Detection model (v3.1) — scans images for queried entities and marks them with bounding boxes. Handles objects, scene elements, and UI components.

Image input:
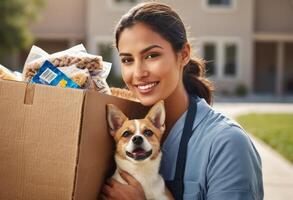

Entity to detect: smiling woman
[102,2,264,200]
[118,22,187,106]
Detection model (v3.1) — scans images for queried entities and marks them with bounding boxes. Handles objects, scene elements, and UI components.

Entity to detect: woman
[102,2,263,200]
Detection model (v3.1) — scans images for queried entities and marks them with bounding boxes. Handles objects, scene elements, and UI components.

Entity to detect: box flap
[73,90,149,200]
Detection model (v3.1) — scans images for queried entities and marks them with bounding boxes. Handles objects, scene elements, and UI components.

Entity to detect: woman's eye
[145,53,160,59]
[143,129,153,137]
[122,131,132,138]
[121,57,133,64]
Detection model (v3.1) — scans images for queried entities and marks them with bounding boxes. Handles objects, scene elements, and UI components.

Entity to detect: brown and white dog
[106,101,168,200]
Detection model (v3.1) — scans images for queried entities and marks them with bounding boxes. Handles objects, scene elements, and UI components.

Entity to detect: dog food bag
[31,60,80,89]
[0,64,23,81]
[23,44,112,94]
[58,64,92,89]
[92,61,112,94]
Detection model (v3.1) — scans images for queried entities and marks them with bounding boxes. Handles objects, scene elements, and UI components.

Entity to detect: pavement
[213,102,293,200]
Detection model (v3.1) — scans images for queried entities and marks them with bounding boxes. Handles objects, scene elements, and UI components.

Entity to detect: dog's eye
[122,131,132,138]
[143,129,153,137]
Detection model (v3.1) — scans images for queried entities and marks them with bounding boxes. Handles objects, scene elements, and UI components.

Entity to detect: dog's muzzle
[126,135,152,160]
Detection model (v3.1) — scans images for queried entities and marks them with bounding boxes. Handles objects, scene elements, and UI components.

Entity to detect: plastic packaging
[0,64,22,81]
[31,60,80,89]
[23,44,112,93]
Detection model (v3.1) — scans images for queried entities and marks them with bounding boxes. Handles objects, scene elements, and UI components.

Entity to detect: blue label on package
[31,60,80,89]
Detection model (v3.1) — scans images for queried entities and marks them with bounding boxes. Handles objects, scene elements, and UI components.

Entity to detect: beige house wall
[255,0,293,34]
[86,0,134,53]
[30,0,86,40]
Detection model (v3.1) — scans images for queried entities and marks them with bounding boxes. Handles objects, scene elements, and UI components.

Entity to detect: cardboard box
[0,80,148,200]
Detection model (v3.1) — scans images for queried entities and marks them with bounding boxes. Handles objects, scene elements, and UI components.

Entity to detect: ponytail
[183,58,214,105]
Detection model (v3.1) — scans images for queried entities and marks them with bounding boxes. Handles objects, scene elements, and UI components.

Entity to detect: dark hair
[114,2,214,104]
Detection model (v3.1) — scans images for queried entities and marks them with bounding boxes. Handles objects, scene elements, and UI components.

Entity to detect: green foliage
[0,0,44,54]
[237,113,293,163]
[234,84,248,97]
[107,70,125,88]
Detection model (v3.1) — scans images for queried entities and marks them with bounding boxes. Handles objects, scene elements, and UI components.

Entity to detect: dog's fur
[106,100,168,200]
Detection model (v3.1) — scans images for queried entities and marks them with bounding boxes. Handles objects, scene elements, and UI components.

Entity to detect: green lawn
[237,113,293,163]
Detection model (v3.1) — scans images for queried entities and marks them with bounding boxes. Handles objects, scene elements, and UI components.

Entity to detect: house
[25,0,293,95]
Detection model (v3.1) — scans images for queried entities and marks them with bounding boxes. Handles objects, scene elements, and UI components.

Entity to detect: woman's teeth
[137,82,158,91]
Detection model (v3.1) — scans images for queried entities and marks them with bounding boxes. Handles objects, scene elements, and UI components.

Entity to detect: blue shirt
[159,97,264,200]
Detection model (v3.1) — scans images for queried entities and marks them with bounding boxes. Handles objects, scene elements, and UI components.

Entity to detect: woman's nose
[133,62,148,79]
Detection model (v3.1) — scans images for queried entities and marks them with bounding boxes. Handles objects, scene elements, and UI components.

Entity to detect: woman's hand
[102,170,146,200]
[165,186,175,200]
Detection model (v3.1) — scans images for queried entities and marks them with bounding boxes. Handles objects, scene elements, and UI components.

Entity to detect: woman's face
[118,22,187,106]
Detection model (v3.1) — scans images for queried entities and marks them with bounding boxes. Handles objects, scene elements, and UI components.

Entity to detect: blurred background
[1,0,293,98]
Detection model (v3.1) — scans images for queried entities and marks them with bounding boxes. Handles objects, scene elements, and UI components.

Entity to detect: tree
[0,0,44,55]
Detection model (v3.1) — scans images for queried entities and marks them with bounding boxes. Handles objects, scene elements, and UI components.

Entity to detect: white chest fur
[112,152,168,200]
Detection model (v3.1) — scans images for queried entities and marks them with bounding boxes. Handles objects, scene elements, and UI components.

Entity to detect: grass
[236,113,293,163]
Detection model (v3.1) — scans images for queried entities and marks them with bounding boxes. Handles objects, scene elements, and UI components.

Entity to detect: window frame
[198,37,241,80]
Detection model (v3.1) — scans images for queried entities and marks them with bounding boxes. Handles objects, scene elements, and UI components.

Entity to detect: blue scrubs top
[159,97,264,200]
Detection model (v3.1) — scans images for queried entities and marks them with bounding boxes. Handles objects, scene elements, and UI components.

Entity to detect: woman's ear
[180,43,191,67]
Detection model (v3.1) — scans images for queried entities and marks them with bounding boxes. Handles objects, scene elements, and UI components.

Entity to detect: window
[203,43,217,76]
[200,38,240,79]
[114,0,138,3]
[224,43,237,76]
[208,0,232,6]
[202,0,237,12]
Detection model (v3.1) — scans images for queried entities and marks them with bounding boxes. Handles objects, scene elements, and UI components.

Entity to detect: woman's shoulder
[194,97,253,147]
[196,98,259,155]
[195,97,243,132]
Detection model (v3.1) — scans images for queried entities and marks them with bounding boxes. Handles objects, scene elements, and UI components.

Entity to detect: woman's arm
[165,186,175,200]
[101,170,175,200]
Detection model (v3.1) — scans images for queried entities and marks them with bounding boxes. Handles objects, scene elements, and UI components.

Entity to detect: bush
[234,84,248,97]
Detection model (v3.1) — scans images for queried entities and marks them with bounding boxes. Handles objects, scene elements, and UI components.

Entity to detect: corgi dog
[106,101,168,200]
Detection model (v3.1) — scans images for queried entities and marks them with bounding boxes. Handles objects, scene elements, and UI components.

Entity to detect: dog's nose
[132,135,143,145]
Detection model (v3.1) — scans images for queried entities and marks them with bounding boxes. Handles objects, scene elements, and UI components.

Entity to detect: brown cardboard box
[0,80,148,200]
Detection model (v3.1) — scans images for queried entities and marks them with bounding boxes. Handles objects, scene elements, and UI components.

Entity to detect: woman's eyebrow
[119,45,163,56]
[119,53,132,57]
[140,45,163,54]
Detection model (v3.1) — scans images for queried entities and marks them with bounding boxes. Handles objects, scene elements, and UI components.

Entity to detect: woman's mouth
[135,81,159,94]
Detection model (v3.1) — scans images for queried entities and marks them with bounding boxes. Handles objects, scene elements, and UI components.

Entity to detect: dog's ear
[106,104,128,136]
[145,100,165,132]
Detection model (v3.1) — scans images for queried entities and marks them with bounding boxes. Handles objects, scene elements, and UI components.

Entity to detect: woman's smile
[134,81,160,94]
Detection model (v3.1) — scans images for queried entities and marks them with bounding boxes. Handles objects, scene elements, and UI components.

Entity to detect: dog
[106,100,168,200]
